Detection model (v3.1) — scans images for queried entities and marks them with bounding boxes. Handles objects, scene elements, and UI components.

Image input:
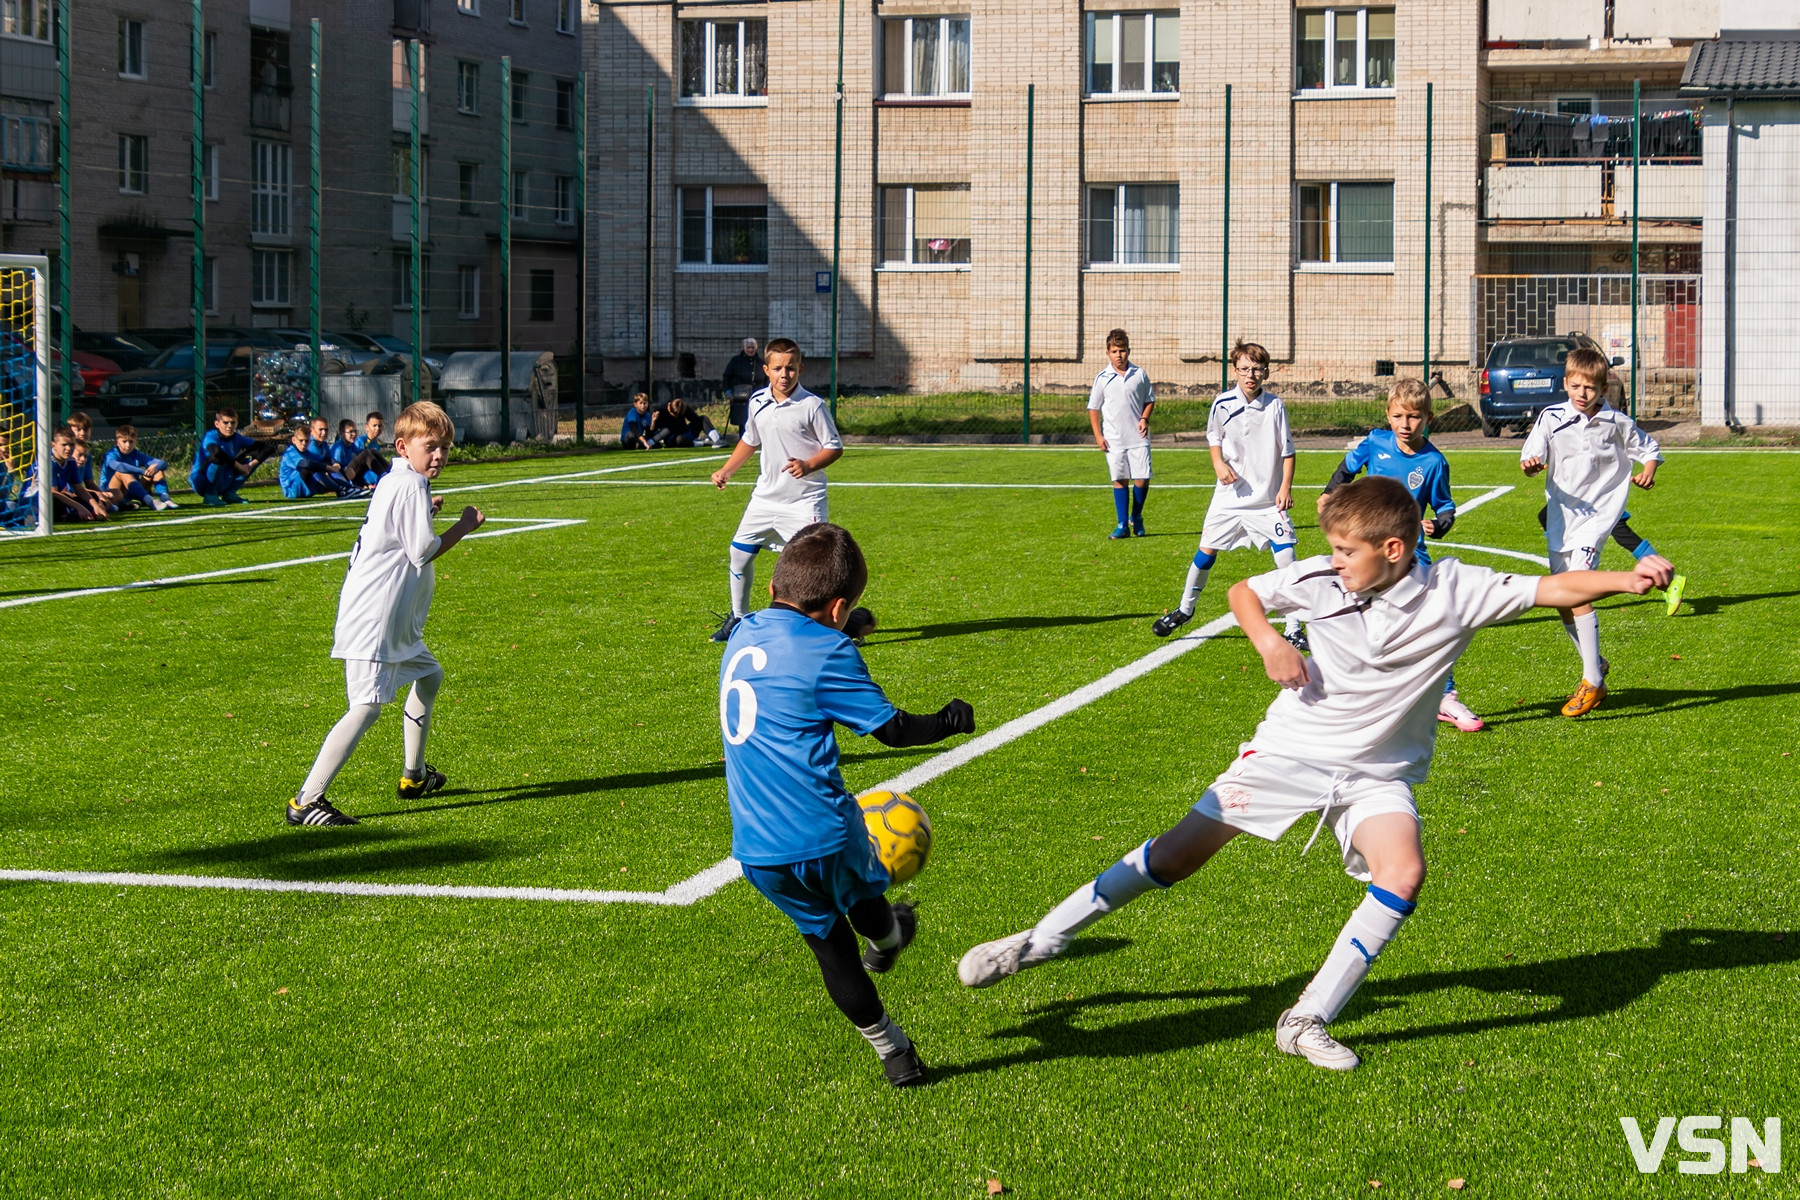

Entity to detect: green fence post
[190,0,205,432]
[641,81,652,409]
[575,71,587,443]
[55,0,71,422]
[309,18,322,415]
[1023,84,1034,443]
[408,39,422,407]
[501,57,513,441]
[1221,84,1231,394]
[1423,81,1433,390]
[829,0,844,416]
[1631,78,1641,420]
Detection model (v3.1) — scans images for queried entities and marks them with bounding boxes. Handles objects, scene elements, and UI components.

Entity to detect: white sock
[1572,611,1603,685]
[1291,886,1416,1023]
[1270,547,1302,634]
[1181,566,1210,615]
[856,1012,911,1059]
[1028,839,1170,959]
[728,544,758,617]
[299,703,382,804]
[402,668,444,773]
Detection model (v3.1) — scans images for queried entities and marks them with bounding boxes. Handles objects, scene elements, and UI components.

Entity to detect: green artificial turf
[2,446,1796,1198]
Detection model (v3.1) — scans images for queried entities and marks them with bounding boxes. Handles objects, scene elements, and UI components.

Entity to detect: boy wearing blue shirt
[619,392,654,449]
[1319,379,1483,731]
[102,425,178,512]
[47,427,107,522]
[352,412,392,484]
[279,426,367,500]
[722,523,975,1087]
[188,409,272,505]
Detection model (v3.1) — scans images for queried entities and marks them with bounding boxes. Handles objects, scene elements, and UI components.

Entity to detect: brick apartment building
[1,0,580,358]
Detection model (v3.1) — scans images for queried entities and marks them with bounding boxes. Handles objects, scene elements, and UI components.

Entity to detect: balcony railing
[251,87,292,132]
[1484,161,1701,222]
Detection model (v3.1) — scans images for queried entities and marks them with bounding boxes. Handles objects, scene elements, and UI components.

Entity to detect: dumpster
[437,351,558,444]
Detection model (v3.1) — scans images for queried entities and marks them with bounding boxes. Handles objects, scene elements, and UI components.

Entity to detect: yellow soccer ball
[858,790,932,884]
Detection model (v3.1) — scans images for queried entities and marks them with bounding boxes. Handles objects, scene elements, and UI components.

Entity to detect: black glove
[938,699,975,737]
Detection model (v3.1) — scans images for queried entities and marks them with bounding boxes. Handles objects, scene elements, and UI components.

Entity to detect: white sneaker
[1437,691,1486,732]
[1275,1008,1361,1071]
[957,929,1043,988]
[152,496,178,511]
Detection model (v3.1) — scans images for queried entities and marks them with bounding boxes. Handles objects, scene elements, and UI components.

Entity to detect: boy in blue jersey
[619,392,654,449]
[47,427,108,522]
[279,426,367,500]
[102,425,178,512]
[352,412,392,485]
[721,522,975,1087]
[1319,379,1483,732]
[188,408,273,504]
[330,419,360,470]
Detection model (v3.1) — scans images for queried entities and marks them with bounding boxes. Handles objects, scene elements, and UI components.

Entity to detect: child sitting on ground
[279,426,366,500]
[188,408,273,505]
[101,425,178,512]
[353,412,392,485]
[620,393,654,450]
[48,427,107,522]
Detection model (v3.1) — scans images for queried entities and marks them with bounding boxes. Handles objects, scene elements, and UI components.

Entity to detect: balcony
[391,198,430,243]
[1484,163,1701,223]
[392,0,432,42]
[392,89,430,134]
[251,86,291,132]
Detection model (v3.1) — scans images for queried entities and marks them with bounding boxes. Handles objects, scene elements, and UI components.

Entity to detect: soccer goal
[0,254,52,536]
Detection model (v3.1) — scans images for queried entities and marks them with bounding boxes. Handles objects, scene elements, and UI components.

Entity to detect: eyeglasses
[1235,364,1269,376]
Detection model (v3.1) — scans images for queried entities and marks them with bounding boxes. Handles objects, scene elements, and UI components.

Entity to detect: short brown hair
[1319,475,1419,556]
[68,410,93,429]
[395,400,454,443]
[1231,340,1270,369]
[1106,328,1130,350]
[1564,346,1610,389]
[214,407,239,422]
[763,337,803,363]
[114,424,137,439]
[1388,378,1431,420]
[771,523,868,614]
[51,425,74,445]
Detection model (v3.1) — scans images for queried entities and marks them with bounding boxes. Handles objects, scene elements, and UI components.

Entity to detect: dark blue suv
[1478,334,1624,437]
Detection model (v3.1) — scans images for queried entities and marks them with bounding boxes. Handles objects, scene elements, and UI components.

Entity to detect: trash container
[437,351,558,444]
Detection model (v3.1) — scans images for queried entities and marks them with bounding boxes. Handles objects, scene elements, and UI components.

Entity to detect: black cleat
[861,901,917,974]
[881,1043,927,1088]
[1284,628,1311,654]
[1151,609,1192,638]
[287,794,358,826]
[844,606,877,644]
[397,764,447,800]
[709,612,742,643]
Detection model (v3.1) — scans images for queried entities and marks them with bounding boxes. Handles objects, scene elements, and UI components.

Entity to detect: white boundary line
[556,481,1520,491]
[1437,541,1551,567]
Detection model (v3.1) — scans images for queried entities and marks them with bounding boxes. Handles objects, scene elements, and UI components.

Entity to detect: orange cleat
[1560,678,1607,717]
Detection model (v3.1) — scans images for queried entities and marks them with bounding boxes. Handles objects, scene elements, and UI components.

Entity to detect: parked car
[369,334,445,384]
[73,330,160,372]
[264,328,385,369]
[93,336,282,428]
[1477,333,1626,437]
[126,325,267,351]
[0,335,120,401]
[66,351,122,397]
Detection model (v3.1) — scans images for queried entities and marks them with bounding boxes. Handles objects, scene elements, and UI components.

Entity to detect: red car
[51,349,122,397]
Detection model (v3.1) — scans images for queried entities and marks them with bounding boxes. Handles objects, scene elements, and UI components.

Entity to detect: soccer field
[3,446,1796,1197]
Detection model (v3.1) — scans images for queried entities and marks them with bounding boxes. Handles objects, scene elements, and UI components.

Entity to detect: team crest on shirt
[1407,468,1424,491]
[1216,782,1253,811]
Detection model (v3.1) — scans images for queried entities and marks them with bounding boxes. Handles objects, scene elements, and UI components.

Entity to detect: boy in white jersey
[1152,340,1304,648]
[287,401,485,826]
[1087,328,1155,539]
[959,476,1674,1070]
[708,338,861,644]
[1520,346,1680,717]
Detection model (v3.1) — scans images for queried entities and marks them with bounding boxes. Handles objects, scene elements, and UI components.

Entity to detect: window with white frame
[203,143,219,200]
[458,265,481,317]
[553,175,574,225]
[252,249,292,306]
[1297,181,1393,266]
[251,141,291,235]
[679,19,768,100]
[881,16,970,99]
[457,61,481,113]
[1087,184,1179,266]
[392,251,432,308]
[117,134,147,193]
[1088,12,1178,97]
[677,185,768,269]
[458,0,479,13]
[1297,7,1394,92]
[391,144,430,198]
[878,184,970,268]
[118,18,146,79]
[390,40,427,92]
[1,99,52,171]
[556,0,573,34]
[3,1,51,41]
[511,169,528,219]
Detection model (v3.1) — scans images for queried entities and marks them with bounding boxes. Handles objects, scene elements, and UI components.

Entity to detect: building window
[3,1,51,41]
[677,185,768,269]
[679,19,768,100]
[458,0,479,13]
[510,0,525,24]
[555,0,573,34]
[1297,181,1393,266]
[1087,184,1179,266]
[203,31,216,88]
[251,141,292,236]
[553,175,574,225]
[252,28,294,131]
[878,184,970,268]
[511,169,528,219]
[203,144,220,200]
[1088,12,1178,96]
[392,252,432,309]
[199,255,217,314]
[117,134,148,193]
[458,265,481,318]
[1297,7,1394,92]
[390,39,427,93]
[555,78,575,129]
[0,100,53,171]
[881,17,970,100]
[252,250,292,306]
[457,61,481,114]
[529,269,554,322]
[391,144,430,198]
[458,162,479,214]
[510,71,528,123]
[118,19,146,79]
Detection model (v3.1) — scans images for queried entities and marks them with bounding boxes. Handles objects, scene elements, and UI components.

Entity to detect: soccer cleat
[1284,628,1311,654]
[1132,518,1146,538]
[709,612,742,643]
[1437,691,1486,732]
[397,764,447,800]
[1109,524,1131,540]
[202,494,227,507]
[860,901,917,975]
[223,491,251,505]
[844,606,877,644]
[1151,609,1192,638]
[286,793,359,826]
[957,929,1050,988]
[1560,678,1607,718]
[1275,1008,1361,1071]
[1665,574,1687,616]
[881,1044,926,1088]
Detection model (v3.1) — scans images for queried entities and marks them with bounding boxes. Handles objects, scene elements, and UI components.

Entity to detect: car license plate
[118,397,149,407]
[1513,377,1553,392]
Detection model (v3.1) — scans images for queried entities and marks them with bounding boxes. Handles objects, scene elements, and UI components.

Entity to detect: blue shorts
[741,842,890,939]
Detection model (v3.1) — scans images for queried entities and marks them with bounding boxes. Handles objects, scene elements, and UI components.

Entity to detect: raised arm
[1533,556,1673,610]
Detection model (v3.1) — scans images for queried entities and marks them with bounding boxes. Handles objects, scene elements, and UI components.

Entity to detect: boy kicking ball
[959,476,1673,1070]
[722,523,974,1086]
[1087,328,1155,539]
[287,401,485,827]
[1520,346,1682,717]
[1152,340,1304,650]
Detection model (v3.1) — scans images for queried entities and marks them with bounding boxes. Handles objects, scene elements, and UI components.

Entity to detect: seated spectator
[67,411,97,471]
[329,419,360,471]
[188,408,274,505]
[620,392,654,449]
[49,427,107,522]
[649,397,723,448]
[351,412,391,485]
[279,426,367,500]
[101,425,178,511]
[70,439,116,512]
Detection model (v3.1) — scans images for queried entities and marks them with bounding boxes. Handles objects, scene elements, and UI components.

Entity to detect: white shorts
[732,494,828,553]
[1190,749,1418,881]
[1201,504,1295,553]
[1105,445,1152,482]
[1548,545,1600,574]
[344,651,442,706]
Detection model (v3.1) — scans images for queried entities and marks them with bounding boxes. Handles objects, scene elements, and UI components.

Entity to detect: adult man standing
[722,337,768,432]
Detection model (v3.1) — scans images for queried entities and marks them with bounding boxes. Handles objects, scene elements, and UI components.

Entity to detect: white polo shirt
[1206,387,1295,511]
[1520,401,1662,555]
[332,457,440,662]
[1087,364,1154,450]
[1246,556,1540,782]
[743,384,843,506]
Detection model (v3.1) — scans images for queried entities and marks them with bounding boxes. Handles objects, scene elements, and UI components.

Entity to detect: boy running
[1152,340,1304,648]
[1087,328,1154,539]
[287,401,485,826]
[1520,346,1680,717]
[722,522,974,1086]
[959,476,1674,1070]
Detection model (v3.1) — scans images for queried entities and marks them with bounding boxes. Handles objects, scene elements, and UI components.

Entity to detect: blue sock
[1632,539,1656,560]
[125,481,152,505]
[1112,487,1129,526]
[1130,484,1147,521]
[153,481,171,499]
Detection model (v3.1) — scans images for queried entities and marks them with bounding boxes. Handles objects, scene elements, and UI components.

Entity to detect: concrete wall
[1615,0,1719,40]
[1488,0,1604,42]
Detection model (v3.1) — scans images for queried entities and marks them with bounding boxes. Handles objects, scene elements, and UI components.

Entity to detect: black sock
[802,918,883,1028]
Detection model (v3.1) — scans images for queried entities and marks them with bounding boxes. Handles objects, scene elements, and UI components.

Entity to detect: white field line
[556,481,1520,491]
[1436,541,1551,567]
[0,518,583,610]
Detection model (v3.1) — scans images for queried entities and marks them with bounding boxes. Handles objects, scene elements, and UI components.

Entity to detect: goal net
[0,255,52,535]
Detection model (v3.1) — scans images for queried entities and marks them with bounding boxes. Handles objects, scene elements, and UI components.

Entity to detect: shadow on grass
[936,928,1795,1081]
[872,612,1159,643]
[15,523,354,569]
[141,826,503,878]
[1484,680,1800,726]
[0,577,275,600]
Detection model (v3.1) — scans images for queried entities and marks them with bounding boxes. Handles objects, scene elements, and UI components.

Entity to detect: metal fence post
[1023,83,1034,443]
[575,71,587,443]
[1630,78,1641,419]
[1423,81,1433,389]
[55,0,71,422]
[309,18,322,415]
[408,39,422,407]
[643,82,653,408]
[501,56,513,440]
[829,0,844,415]
[190,0,206,432]
[1221,83,1231,394]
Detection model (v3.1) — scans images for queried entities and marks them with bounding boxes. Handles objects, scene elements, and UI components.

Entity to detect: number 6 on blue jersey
[721,645,767,745]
